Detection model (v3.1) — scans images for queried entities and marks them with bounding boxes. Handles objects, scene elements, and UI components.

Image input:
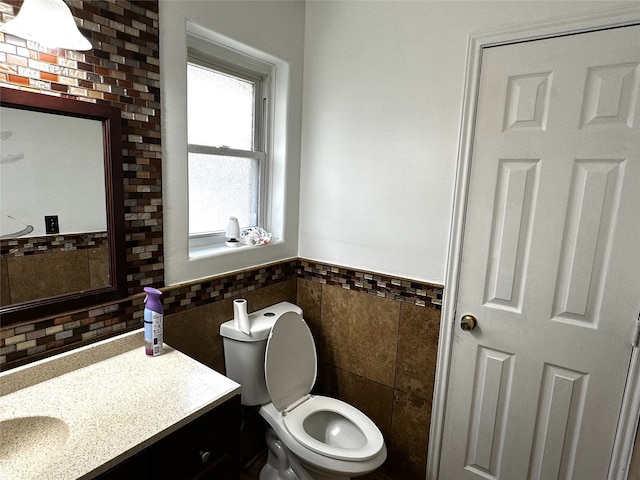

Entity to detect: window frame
[162,16,297,286]
[186,37,272,251]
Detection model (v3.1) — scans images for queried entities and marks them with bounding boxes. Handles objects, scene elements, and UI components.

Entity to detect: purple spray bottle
[144,287,164,356]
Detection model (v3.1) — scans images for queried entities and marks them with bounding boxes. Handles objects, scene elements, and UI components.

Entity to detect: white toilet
[220,301,387,480]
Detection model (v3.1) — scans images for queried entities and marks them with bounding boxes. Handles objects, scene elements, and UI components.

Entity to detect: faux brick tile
[39,71,58,82]
[5,334,26,346]
[7,73,28,84]
[6,52,26,65]
[38,52,57,63]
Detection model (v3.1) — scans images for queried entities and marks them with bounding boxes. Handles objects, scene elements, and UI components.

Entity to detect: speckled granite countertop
[0,329,240,480]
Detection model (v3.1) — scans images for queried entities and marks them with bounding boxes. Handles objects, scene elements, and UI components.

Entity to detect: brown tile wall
[157,259,443,480]
[0,259,298,370]
[2,246,109,305]
[296,260,443,480]
[163,278,298,375]
[1,232,109,305]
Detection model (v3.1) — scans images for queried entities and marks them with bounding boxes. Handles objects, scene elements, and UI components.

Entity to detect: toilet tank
[220,301,303,406]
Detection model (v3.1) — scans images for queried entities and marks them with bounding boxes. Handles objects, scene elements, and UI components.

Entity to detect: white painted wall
[159,0,635,286]
[299,1,636,285]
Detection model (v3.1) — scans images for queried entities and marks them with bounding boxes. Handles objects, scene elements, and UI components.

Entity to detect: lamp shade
[0,0,92,51]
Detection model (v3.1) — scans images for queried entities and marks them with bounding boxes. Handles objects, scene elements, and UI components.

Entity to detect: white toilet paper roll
[234,298,251,334]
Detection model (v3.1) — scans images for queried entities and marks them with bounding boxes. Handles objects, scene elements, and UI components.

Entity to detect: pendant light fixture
[0,0,91,51]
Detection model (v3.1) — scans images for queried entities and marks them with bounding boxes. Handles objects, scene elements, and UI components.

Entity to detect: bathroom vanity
[0,329,241,479]
[96,396,240,479]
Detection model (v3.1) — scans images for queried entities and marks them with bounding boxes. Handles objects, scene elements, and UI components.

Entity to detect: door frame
[428,6,640,480]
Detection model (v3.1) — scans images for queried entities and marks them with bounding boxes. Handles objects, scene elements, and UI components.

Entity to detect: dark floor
[240,451,265,480]
[240,451,396,480]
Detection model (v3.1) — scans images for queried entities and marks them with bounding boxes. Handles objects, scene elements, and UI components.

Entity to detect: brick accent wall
[0,0,163,293]
[0,0,162,367]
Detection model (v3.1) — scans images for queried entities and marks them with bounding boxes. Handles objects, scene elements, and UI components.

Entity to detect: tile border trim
[1,258,443,370]
[297,259,443,309]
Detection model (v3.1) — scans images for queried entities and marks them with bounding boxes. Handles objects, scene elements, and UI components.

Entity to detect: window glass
[187,58,264,241]
[188,153,259,235]
[187,63,255,150]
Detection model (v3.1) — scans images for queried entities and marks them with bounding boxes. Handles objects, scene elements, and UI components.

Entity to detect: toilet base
[260,428,302,480]
[260,427,356,480]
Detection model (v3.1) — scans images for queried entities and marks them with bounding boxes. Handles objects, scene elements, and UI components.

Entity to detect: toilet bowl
[260,400,386,480]
[220,302,386,480]
[282,395,382,460]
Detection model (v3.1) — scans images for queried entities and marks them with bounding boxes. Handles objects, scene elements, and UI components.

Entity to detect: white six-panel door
[440,25,640,480]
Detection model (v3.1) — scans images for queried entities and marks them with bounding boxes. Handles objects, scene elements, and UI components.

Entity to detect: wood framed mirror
[0,87,126,324]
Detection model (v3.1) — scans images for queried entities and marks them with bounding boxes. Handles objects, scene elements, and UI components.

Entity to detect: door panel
[465,347,514,479]
[440,25,640,480]
[528,363,587,479]
[484,158,539,311]
[553,158,624,326]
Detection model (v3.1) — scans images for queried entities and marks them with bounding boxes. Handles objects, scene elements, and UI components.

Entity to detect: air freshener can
[143,287,164,356]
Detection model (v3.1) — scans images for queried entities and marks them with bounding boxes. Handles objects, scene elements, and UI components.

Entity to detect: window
[187,44,269,250]
[162,19,296,285]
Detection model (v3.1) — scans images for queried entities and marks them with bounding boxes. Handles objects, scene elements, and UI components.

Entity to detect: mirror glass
[1,108,108,304]
[0,88,126,323]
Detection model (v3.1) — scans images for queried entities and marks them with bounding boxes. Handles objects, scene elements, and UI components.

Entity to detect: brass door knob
[460,314,477,331]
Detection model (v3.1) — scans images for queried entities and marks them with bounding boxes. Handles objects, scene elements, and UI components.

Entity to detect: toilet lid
[264,311,317,412]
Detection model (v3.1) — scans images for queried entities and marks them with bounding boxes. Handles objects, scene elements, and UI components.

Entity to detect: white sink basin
[0,416,69,479]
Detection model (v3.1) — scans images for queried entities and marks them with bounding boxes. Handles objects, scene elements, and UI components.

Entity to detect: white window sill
[189,238,282,261]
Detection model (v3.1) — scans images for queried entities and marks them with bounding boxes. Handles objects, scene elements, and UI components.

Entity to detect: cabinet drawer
[95,449,148,479]
[151,395,241,479]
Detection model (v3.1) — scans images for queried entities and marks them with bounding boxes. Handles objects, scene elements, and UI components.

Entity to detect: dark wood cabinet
[96,395,241,480]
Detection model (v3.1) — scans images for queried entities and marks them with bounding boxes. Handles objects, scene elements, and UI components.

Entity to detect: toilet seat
[264,312,384,462]
[264,311,317,412]
[282,395,384,461]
